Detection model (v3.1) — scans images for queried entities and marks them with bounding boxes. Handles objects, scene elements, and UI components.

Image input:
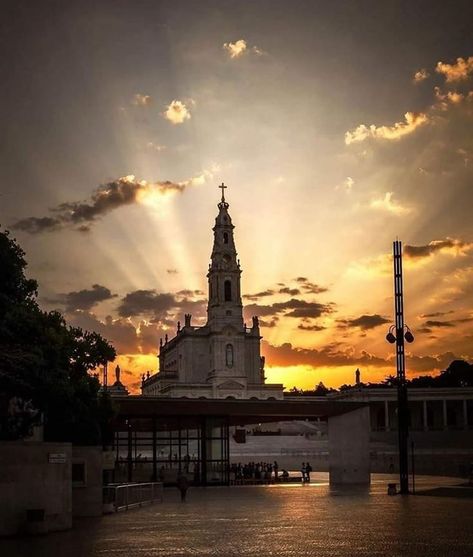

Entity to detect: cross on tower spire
[219,182,227,202]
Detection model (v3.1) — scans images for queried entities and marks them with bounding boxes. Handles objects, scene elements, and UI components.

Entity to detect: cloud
[223,39,247,59]
[294,277,328,294]
[262,341,459,375]
[163,100,191,124]
[405,352,458,373]
[413,68,429,83]
[48,284,117,312]
[271,299,334,319]
[297,323,326,332]
[223,39,264,59]
[132,93,152,106]
[434,87,469,111]
[12,173,204,233]
[243,298,334,321]
[348,237,473,279]
[262,341,387,369]
[243,289,275,301]
[436,57,473,82]
[176,289,205,297]
[337,314,390,330]
[345,112,429,145]
[117,289,207,323]
[117,290,175,319]
[278,287,301,296]
[68,311,141,355]
[419,311,455,318]
[166,269,178,274]
[370,192,411,216]
[423,320,455,328]
[404,238,473,259]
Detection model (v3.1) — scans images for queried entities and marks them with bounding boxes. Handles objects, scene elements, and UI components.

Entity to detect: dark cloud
[419,311,455,318]
[12,175,188,234]
[294,277,328,294]
[404,238,473,259]
[244,298,334,321]
[242,279,328,302]
[337,314,390,330]
[176,289,205,297]
[406,352,458,373]
[68,311,141,354]
[261,341,387,369]
[271,299,334,319]
[118,289,207,324]
[243,303,277,319]
[118,290,176,318]
[423,320,456,328]
[262,341,459,374]
[242,289,275,301]
[298,323,326,331]
[167,269,178,274]
[48,284,117,312]
[278,287,301,296]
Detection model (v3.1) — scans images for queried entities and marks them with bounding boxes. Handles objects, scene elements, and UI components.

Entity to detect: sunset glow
[3,2,473,393]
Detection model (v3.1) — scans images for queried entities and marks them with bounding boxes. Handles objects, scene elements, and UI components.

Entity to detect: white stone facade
[142,188,284,400]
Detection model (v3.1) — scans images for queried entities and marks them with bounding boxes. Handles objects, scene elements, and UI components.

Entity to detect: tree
[0,229,116,444]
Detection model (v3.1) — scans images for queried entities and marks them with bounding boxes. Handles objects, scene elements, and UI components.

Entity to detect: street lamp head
[404,329,414,343]
[386,332,396,344]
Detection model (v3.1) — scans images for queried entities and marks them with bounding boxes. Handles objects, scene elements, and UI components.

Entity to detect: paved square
[3,475,473,557]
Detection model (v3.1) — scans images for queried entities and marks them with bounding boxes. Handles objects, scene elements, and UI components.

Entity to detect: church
[141,185,284,400]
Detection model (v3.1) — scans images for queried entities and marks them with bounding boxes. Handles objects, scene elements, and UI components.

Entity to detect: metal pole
[393,240,409,494]
[152,417,157,482]
[127,420,133,483]
[411,440,415,494]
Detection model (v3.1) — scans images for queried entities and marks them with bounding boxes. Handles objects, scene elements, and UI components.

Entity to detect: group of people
[231,461,314,483]
[231,461,286,481]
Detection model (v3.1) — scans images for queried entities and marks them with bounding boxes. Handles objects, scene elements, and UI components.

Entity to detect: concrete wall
[328,407,370,485]
[0,442,72,536]
[71,446,103,518]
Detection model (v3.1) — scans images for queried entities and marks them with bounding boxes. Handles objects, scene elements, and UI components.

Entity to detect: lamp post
[386,240,414,494]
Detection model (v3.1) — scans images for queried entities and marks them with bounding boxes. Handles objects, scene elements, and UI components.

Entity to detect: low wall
[72,446,103,518]
[0,441,72,536]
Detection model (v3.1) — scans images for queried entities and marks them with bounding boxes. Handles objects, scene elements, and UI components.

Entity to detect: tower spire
[207,183,243,329]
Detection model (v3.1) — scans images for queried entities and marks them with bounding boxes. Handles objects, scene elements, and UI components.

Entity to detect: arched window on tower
[226,344,234,368]
[224,280,232,301]
[223,232,229,244]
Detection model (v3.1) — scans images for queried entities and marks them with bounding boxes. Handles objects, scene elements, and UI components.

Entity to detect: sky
[2,0,473,392]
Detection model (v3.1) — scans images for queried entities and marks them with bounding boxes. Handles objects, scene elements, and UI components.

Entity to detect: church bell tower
[207,184,244,331]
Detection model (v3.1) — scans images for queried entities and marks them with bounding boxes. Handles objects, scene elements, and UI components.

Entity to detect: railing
[103,482,163,512]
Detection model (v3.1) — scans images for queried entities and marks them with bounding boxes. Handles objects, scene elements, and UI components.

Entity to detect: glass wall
[112,416,229,485]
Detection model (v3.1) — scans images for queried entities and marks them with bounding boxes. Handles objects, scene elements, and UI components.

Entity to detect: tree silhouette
[0,229,116,444]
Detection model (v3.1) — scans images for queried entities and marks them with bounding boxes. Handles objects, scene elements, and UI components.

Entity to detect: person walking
[177,472,189,502]
[305,462,312,483]
[301,462,306,483]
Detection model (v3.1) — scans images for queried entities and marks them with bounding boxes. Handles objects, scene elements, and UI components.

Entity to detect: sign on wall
[48,453,67,463]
